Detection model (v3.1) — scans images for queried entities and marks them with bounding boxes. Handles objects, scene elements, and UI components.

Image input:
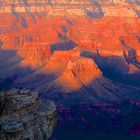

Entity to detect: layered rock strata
[0,0,139,17]
[0,88,57,140]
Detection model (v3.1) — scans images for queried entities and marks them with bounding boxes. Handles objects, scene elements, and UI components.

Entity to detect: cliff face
[0,0,139,17]
[17,42,51,68]
[56,57,102,91]
[0,88,57,140]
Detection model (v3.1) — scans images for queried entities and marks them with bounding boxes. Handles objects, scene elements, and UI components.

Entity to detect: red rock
[17,42,51,68]
[55,57,102,92]
[40,48,80,74]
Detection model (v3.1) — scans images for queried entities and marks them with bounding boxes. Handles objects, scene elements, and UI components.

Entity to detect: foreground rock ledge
[0,88,57,140]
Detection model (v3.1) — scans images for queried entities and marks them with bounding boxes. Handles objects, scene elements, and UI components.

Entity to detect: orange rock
[18,42,51,68]
[56,57,102,92]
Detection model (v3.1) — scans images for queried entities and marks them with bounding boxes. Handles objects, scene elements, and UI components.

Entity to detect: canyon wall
[0,0,139,17]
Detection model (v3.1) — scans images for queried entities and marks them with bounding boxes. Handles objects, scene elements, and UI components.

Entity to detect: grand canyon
[1,0,140,140]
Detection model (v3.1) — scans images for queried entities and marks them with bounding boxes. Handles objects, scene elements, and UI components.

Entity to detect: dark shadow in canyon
[51,40,76,54]
[81,51,140,87]
[0,50,58,90]
[52,99,140,140]
[84,0,104,19]
[0,40,3,48]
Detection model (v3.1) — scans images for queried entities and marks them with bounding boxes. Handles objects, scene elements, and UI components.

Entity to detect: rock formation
[17,42,51,68]
[29,55,140,106]
[55,57,102,91]
[0,88,57,140]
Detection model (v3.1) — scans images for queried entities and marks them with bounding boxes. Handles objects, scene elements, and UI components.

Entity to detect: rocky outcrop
[0,88,57,140]
[50,48,80,63]
[2,34,40,49]
[52,56,102,92]
[17,42,51,68]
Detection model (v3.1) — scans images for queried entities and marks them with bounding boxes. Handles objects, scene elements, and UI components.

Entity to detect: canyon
[0,0,140,139]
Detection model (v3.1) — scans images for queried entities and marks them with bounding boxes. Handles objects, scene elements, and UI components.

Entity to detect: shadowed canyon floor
[1,0,140,139]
